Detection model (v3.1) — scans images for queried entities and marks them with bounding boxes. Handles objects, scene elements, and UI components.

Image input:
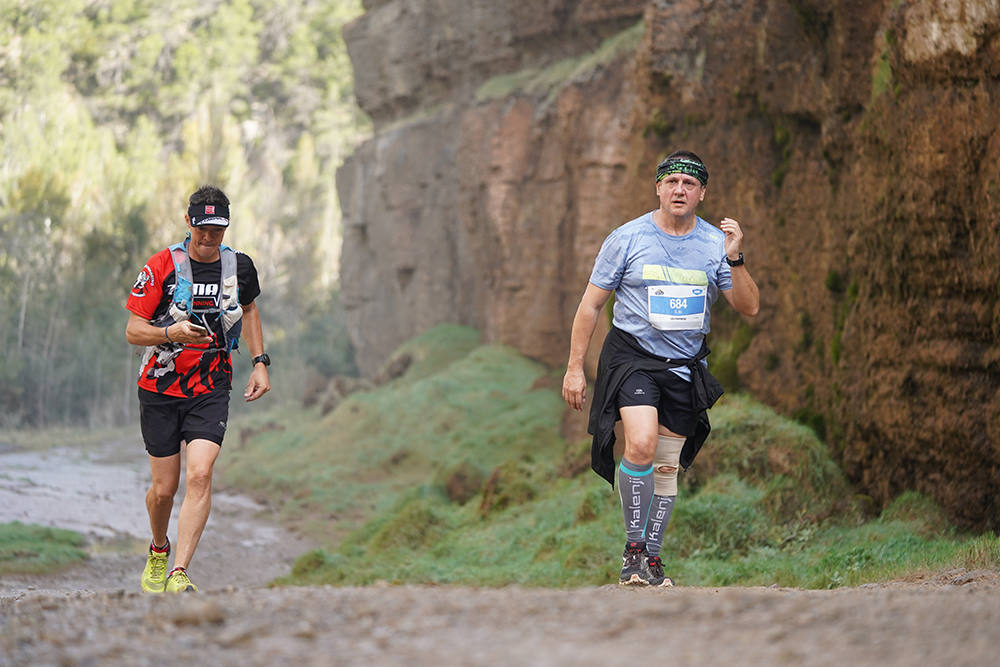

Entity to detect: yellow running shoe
[140,546,169,593]
[165,567,199,593]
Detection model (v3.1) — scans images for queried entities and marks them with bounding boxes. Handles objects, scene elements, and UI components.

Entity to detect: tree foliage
[0,0,367,426]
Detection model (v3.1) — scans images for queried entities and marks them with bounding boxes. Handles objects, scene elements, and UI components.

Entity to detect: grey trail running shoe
[619,541,651,586]
[646,555,674,588]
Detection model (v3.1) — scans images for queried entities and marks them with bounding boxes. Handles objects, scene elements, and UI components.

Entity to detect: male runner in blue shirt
[562,151,759,586]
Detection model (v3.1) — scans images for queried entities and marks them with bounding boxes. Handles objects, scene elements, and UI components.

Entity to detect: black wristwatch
[252,353,271,368]
[725,252,745,267]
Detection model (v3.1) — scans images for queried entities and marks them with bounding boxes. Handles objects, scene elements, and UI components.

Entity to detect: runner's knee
[624,432,659,464]
[653,435,684,495]
[184,468,213,494]
[150,481,177,502]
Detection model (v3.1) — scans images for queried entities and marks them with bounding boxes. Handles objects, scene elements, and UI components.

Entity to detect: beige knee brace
[654,435,684,495]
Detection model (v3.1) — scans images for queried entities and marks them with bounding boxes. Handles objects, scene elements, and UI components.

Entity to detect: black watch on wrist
[725,252,745,267]
[252,353,271,368]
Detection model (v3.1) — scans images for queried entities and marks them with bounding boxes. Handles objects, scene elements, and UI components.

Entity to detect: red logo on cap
[205,205,215,214]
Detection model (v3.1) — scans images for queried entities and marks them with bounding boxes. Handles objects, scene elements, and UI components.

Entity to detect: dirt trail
[4,575,1000,665]
[2,440,1000,665]
[0,438,313,598]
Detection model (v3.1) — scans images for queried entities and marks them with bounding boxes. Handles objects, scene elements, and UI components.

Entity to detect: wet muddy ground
[0,440,312,599]
[2,440,999,665]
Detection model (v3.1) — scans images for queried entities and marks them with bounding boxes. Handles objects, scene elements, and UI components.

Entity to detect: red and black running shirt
[126,247,261,398]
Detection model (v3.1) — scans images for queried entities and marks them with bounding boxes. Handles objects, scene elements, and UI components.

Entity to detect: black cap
[188,204,230,227]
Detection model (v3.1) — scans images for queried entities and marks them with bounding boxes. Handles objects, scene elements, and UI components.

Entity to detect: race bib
[648,284,706,331]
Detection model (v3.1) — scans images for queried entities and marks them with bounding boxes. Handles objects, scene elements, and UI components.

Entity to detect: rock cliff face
[338,0,1000,529]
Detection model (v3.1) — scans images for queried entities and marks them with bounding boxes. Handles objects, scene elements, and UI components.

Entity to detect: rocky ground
[2,441,999,665]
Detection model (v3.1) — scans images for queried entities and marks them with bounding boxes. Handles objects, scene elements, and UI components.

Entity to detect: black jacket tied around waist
[587,326,724,486]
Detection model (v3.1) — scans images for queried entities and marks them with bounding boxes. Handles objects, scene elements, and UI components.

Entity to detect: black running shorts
[138,387,230,457]
[616,368,697,436]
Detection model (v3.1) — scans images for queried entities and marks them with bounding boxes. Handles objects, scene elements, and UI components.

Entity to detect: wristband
[164,325,171,343]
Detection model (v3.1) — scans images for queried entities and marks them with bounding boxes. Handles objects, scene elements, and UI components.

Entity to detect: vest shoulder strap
[167,240,238,304]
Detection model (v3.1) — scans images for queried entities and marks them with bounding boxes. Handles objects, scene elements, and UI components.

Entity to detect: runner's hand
[244,365,270,402]
[562,367,587,411]
[173,321,213,345]
[719,217,743,260]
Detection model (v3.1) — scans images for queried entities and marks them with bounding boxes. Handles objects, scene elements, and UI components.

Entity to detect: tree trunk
[17,272,29,352]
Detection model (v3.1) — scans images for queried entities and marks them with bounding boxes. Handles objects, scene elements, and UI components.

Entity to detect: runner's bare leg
[146,453,180,547]
[173,439,221,570]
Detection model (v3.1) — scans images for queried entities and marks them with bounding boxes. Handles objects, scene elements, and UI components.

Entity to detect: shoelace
[623,551,644,568]
[624,544,644,557]
[148,552,168,579]
[170,570,189,583]
[647,556,664,576]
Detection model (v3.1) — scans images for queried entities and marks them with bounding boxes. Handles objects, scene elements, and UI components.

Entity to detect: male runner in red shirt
[126,185,271,593]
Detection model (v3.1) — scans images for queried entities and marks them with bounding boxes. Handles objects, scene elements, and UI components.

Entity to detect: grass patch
[277,477,625,587]
[871,31,894,102]
[221,324,565,542]
[0,423,136,453]
[226,325,996,590]
[956,533,1000,569]
[0,522,88,574]
[830,279,858,365]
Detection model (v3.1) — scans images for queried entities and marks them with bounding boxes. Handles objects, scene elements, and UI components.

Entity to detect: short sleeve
[589,230,627,290]
[126,250,170,320]
[237,253,261,305]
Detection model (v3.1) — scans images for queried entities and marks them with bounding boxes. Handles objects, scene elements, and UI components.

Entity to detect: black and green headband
[655,158,708,185]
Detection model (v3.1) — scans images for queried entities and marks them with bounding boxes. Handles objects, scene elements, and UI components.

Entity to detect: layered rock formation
[338,0,1000,529]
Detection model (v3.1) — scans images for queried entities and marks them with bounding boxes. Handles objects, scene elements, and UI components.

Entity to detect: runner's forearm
[126,312,174,346]
[567,284,612,370]
[567,307,599,370]
[241,301,265,358]
[728,265,760,316]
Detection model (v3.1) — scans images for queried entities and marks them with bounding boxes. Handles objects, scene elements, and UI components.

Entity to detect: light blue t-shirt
[589,211,732,379]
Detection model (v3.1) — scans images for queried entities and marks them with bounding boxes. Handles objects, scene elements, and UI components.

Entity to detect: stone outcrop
[338,0,1000,529]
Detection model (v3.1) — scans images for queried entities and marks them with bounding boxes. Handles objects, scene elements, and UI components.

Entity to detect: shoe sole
[165,583,198,593]
[619,574,650,586]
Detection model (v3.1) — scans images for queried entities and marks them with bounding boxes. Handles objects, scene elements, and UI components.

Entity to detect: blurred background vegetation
[0,0,366,427]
